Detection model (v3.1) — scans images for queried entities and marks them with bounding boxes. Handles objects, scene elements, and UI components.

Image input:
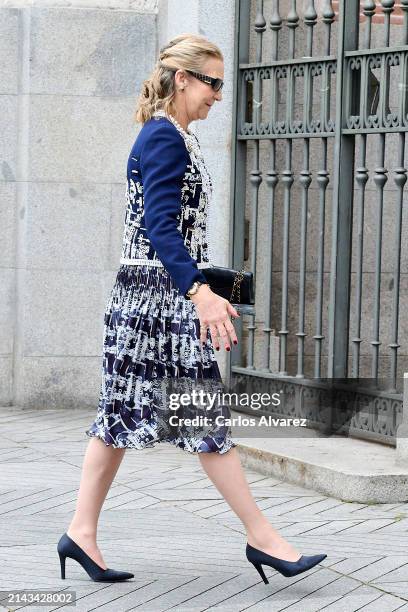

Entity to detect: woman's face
[173,57,224,123]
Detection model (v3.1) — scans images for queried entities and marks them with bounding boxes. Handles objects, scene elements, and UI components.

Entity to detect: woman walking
[57,34,326,586]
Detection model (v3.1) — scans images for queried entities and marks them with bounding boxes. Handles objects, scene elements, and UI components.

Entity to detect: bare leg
[66,437,126,569]
[198,447,301,561]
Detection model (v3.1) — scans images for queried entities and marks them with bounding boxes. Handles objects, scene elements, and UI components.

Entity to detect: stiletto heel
[57,532,134,582]
[59,552,66,579]
[251,562,269,584]
[246,542,327,581]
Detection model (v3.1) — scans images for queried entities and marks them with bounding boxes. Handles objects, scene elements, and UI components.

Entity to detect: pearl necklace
[152,110,215,265]
[154,110,192,138]
[152,110,213,196]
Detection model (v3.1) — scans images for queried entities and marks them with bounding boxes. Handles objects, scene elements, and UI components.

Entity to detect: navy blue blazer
[119,116,211,297]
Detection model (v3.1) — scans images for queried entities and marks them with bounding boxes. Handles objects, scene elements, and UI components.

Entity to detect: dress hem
[85,430,237,455]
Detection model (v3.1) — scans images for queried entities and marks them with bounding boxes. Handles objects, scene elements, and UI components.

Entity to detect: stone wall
[0,0,236,408]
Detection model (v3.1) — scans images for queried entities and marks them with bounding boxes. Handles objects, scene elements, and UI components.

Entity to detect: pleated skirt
[85,264,236,454]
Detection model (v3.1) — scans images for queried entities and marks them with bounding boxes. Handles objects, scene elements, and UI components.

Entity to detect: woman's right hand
[190,284,240,351]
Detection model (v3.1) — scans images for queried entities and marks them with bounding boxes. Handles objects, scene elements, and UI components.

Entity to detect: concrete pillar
[158,0,237,378]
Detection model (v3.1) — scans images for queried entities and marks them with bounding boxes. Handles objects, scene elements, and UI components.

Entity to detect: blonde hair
[134,33,223,125]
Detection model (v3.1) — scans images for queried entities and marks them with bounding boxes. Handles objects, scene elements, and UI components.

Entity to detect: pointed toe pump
[246,543,327,583]
[57,533,134,582]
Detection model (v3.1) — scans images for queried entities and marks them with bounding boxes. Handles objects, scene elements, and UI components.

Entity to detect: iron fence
[229,0,408,445]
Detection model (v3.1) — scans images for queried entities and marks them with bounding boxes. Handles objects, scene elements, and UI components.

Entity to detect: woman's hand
[190,284,240,351]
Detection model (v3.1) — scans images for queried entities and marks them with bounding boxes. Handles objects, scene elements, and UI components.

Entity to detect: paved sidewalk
[1,407,408,611]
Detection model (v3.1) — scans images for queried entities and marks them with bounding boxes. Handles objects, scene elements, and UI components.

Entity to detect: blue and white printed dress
[85,110,236,454]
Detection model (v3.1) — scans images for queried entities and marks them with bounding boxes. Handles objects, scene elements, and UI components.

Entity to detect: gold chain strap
[230,268,245,303]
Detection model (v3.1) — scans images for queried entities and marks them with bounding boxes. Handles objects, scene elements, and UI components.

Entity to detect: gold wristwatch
[186,281,205,299]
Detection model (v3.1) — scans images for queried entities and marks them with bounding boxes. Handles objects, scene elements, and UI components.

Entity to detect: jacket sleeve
[140,123,208,297]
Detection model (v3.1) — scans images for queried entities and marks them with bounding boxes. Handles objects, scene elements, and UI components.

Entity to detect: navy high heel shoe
[246,543,327,583]
[57,533,134,582]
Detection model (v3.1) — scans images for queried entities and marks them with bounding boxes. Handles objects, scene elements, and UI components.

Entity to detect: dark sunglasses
[184,69,224,92]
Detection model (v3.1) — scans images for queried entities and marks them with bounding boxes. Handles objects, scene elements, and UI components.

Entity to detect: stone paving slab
[1,406,408,611]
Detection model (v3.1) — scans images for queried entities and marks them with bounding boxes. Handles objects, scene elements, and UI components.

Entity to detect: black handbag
[201,265,255,305]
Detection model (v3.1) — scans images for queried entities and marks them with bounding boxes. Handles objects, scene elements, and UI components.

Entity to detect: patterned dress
[85,111,236,454]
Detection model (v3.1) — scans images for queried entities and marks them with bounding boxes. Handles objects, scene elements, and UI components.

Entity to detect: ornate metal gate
[229,1,408,445]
